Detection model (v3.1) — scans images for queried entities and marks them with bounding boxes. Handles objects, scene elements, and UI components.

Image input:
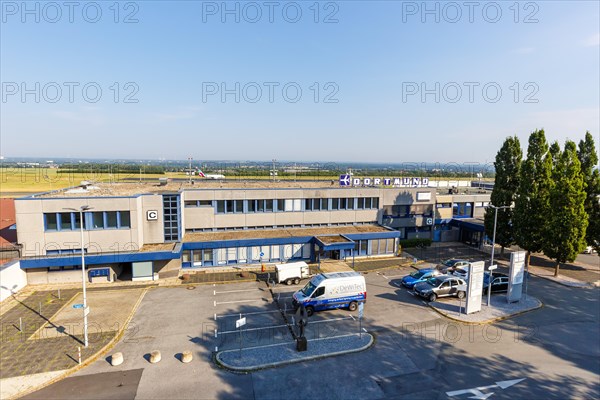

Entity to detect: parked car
[583,246,597,254]
[401,268,442,289]
[413,275,467,302]
[437,259,471,274]
[451,266,470,279]
[483,272,509,294]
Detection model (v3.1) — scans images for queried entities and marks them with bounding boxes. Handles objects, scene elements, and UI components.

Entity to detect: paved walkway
[430,294,542,324]
[0,287,147,399]
[216,333,374,371]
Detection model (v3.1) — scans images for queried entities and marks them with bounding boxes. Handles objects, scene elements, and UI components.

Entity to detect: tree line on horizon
[484,130,599,276]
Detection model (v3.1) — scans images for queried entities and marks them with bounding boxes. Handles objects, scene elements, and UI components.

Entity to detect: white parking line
[217,309,282,318]
[383,274,406,279]
[407,291,415,296]
[215,288,263,295]
[215,299,266,305]
[218,323,289,335]
[310,316,353,324]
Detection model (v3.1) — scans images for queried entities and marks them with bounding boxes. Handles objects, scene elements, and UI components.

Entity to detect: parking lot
[23,262,600,400]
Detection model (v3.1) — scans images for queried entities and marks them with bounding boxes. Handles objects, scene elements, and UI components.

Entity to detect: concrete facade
[13,183,490,284]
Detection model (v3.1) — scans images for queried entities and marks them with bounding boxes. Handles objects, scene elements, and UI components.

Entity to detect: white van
[292,271,366,316]
[275,262,310,285]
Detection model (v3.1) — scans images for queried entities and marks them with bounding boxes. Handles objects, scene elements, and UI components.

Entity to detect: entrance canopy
[314,235,355,251]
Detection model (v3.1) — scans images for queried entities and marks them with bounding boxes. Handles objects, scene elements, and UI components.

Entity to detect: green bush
[399,238,432,249]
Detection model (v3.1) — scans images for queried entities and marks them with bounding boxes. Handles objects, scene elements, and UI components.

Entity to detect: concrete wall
[0,260,27,302]
[183,187,435,231]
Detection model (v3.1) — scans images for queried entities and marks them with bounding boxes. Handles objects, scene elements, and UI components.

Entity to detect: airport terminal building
[13,178,491,284]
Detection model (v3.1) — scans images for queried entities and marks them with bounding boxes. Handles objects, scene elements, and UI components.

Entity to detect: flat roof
[30,179,440,198]
[183,225,392,243]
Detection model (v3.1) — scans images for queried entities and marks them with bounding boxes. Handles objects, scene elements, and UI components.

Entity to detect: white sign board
[146,210,158,221]
[235,317,246,329]
[508,251,526,302]
[465,261,485,314]
[358,302,364,319]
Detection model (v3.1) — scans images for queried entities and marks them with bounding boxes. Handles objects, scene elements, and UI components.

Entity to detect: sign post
[465,261,485,314]
[487,264,497,306]
[507,251,526,303]
[358,302,364,338]
[235,314,246,357]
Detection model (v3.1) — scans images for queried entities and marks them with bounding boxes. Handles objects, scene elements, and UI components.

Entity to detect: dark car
[413,275,467,302]
[483,272,509,294]
[437,259,471,274]
[401,268,442,289]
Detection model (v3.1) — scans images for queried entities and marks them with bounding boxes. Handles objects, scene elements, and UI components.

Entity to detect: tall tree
[544,141,588,276]
[484,136,522,254]
[513,130,552,268]
[577,132,600,252]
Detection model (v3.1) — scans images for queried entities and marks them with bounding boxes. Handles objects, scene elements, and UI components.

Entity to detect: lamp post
[64,205,93,347]
[488,205,511,307]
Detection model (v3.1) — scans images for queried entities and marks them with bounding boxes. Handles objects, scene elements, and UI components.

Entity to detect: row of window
[383,204,434,217]
[182,244,311,267]
[185,197,381,214]
[44,211,131,231]
[184,222,376,233]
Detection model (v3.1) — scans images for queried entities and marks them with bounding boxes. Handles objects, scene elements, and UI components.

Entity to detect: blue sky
[1,0,598,163]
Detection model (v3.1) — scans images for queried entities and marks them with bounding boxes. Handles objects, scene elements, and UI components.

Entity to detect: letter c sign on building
[147,210,158,221]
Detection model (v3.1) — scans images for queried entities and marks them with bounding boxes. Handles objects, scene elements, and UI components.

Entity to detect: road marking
[215,299,265,305]
[446,378,525,399]
[407,291,415,296]
[215,288,262,294]
[218,323,288,335]
[349,314,356,321]
[216,309,282,318]
[383,274,406,279]
[393,282,401,287]
[310,316,353,324]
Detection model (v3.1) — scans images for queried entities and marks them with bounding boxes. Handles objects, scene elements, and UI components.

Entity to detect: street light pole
[65,205,93,347]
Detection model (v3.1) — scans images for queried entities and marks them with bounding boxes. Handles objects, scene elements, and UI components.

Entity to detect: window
[119,212,131,228]
[276,200,285,212]
[203,249,214,265]
[257,200,265,212]
[340,198,347,209]
[357,198,365,209]
[182,250,191,263]
[217,201,226,213]
[373,197,379,208]
[332,198,340,210]
[312,286,325,298]
[248,200,256,212]
[185,200,198,207]
[365,197,372,209]
[347,198,355,209]
[106,211,118,229]
[235,200,243,213]
[92,212,104,229]
[59,213,73,230]
[73,212,82,229]
[45,214,58,231]
[200,200,212,207]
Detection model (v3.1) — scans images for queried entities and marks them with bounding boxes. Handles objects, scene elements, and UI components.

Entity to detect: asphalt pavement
[23,267,600,400]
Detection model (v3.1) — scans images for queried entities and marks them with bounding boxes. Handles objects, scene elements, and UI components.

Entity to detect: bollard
[19,317,22,332]
[39,302,42,316]
[78,346,81,365]
[58,289,61,300]
[181,350,193,363]
[149,350,161,364]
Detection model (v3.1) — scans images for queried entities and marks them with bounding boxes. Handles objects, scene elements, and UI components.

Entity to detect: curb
[214,333,374,372]
[428,298,544,325]
[527,271,595,289]
[8,288,149,400]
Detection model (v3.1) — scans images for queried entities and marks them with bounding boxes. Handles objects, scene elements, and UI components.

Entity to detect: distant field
[0,169,181,196]
[0,168,491,197]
